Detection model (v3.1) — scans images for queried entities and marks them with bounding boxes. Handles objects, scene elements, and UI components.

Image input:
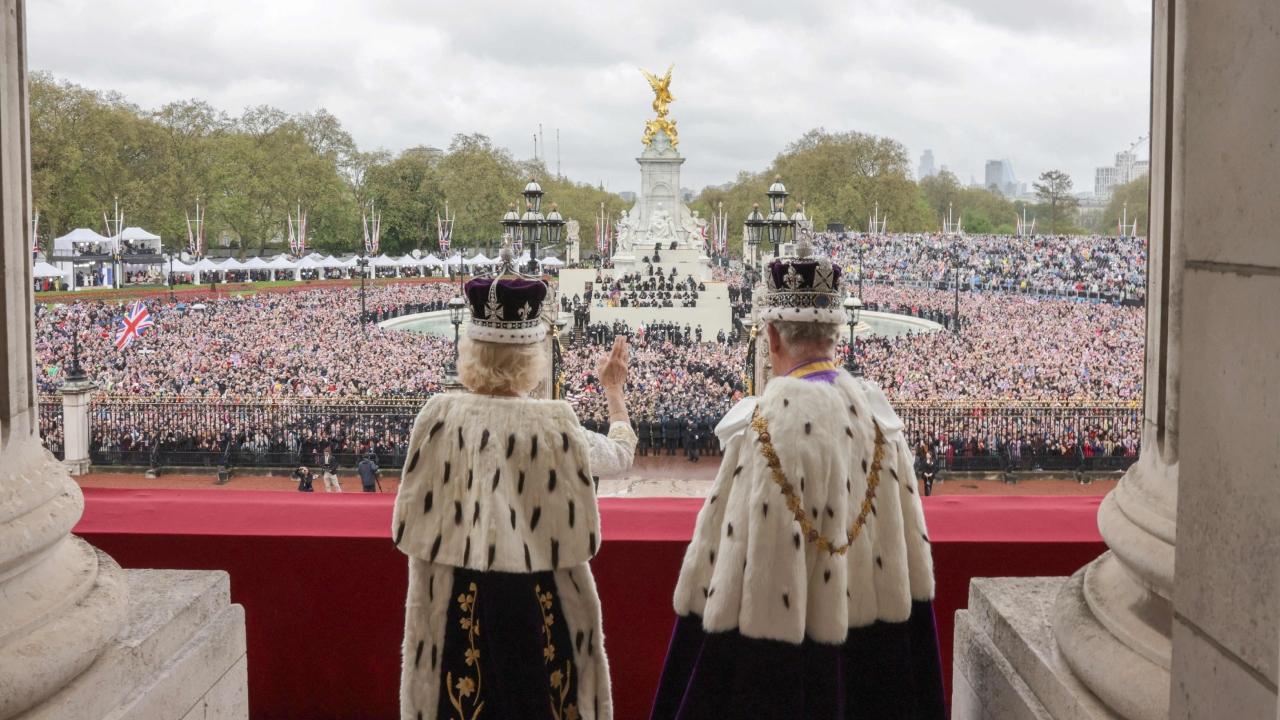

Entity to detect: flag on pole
[114,301,154,351]
[437,202,454,254]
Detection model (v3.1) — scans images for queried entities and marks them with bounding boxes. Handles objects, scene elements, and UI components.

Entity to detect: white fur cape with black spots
[393,393,636,720]
[672,370,935,644]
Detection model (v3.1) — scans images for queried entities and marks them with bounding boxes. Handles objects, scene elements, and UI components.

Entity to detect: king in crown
[650,237,947,719]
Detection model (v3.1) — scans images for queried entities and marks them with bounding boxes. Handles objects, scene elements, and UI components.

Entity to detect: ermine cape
[653,370,945,719]
[394,393,634,720]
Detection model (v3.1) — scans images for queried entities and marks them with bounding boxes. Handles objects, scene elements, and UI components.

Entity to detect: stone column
[1163,0,1279,713]
[1044,0,1185,714]
[58,376,95,476]
[0,0,129,715]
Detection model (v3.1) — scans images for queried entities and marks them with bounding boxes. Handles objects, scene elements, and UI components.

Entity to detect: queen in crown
[392,248,636,720]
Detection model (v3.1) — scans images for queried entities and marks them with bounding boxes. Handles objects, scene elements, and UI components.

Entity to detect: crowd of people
[33,232,1149,470]
[34,283,460,398]
[813,232,1147,301]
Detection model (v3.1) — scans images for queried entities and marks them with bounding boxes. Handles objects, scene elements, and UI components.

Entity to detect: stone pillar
[58,377,95,476]
[952,0,1279,717]
[0,1,129,715]
[1164,0,1279,713]
[1,4,248,718]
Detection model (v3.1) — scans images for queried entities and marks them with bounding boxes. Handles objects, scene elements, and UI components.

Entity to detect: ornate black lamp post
[447,295,467,375]
[65,322,87,383]
[357,255,370,336]
[843,295,862,376]
[551,315,569,399]
[515,179,565,274]
[744,202,765,269]
[951,244,961,334]
[858,240,866,299]
[765,177,795,257]
[166,251,176,302]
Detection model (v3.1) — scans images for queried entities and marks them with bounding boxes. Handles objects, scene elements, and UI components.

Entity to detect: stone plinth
[953,577,1119,720]
[59,378,96,476]
[17,569,247,720]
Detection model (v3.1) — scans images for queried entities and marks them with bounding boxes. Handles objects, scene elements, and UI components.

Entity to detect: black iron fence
[896,401,1141,473]
[35,394,1141,474]
[84,395,426,470]
[38,399,65,460]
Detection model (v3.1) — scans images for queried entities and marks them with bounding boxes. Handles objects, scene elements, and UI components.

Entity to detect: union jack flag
[114,301,154,351]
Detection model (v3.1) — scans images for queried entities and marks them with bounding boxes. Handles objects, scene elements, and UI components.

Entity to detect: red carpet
[76,490,1105,720]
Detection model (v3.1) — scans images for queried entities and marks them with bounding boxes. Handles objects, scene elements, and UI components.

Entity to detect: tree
[1033,169,1080,233]
[919,170,963,223]
[1098,176,1149,235]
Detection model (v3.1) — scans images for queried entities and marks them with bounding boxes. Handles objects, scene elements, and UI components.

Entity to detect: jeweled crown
[463,244,549,344]
[759,237,846,324]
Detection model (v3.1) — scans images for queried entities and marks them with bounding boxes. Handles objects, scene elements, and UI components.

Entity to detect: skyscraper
[983,159,1018,196]
[918,149,936,179]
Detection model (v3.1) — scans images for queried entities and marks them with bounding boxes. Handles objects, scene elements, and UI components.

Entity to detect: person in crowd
[320,446,341,492]
[391,255,635,719]
[357,453,379,493]
[651,241,944,719]
[293,465,315,493]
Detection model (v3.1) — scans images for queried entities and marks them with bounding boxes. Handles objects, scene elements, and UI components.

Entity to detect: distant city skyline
[28,0,1150,194]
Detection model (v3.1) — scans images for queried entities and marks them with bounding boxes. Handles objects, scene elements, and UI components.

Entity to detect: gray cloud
[29,0,1150,197]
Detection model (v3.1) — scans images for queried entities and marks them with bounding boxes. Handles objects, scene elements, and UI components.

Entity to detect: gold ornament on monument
[640,65,679,149]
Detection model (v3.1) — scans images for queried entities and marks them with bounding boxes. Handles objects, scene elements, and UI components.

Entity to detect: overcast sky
[29,0,1151,195]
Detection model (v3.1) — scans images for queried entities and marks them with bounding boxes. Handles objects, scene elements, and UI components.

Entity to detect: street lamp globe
[843,295,863,375]
[766,177,789,213]
[744,203,765,247]
[843,295,862,326]
[522,178,544,213]
[501,203,520,241]
[448,295,468,326]
[545,202,565,245]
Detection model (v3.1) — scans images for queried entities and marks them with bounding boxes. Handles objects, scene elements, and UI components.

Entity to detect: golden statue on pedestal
[641,65,679,149]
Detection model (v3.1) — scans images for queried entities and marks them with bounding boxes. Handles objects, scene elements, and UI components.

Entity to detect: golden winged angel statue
[640,65,679,148]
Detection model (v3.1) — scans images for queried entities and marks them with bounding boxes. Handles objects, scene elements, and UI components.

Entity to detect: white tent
[318,255,346,268]
[191,257,222,284]
[167,258,196,273]
[219,257,247,271]
[468,253,493,266]
[396,254,420,267]
[371,254,401,268]
[113,227,161,242]
[266,255,296,270]
[539,256,564,267]
[421,254,444,267]
[443,252,464,268]
[340,256,362,268]
[33,261,65,279]
[295,256,323,270]
[52,228,113,254]
[243,256,271,270]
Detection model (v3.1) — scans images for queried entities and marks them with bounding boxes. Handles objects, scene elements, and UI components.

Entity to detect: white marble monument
[558,67,731,338]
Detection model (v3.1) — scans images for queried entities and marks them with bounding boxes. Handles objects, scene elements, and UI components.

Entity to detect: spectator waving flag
[114,301,154,351]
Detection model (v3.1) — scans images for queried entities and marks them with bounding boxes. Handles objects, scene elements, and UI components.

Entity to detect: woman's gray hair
[767,320,842,353]
[457,336,548,395]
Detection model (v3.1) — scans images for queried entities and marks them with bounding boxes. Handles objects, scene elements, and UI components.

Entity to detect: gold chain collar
[749,407,885,556]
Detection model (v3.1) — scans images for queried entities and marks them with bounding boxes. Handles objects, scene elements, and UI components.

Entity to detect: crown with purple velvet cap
[758,237,845,324]
[463,246,549,344]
